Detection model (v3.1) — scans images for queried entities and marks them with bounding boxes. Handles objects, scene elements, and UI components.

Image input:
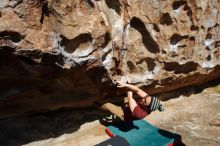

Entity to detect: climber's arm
[116,81,149,98]
[127,91,137,112]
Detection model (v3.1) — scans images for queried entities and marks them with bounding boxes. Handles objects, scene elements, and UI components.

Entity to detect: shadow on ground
[0,106,105,146]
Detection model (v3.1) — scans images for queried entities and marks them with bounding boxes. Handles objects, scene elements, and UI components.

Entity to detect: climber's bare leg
[101,103,124,120]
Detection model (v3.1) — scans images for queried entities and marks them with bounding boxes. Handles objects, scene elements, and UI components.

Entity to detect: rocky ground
[0,84,219,146]
[146,85,220,146]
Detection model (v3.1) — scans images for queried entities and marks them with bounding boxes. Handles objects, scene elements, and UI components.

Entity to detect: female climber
[101,80,164,122]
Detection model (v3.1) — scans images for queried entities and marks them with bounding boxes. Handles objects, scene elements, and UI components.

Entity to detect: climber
[101,80,164,122]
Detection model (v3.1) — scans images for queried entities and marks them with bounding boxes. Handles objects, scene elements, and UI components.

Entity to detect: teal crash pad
[106,119,181,146]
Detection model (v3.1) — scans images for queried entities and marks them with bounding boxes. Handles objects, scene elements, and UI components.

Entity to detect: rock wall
[0,0,219,118]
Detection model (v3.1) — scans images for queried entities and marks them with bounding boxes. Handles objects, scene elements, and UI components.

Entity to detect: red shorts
[122,105,149,121]
[132,105,149,119]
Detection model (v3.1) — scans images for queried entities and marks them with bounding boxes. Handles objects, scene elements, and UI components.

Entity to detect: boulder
[0,0,219,117]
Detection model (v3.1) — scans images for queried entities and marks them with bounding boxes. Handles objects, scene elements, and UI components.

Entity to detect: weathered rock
[0,0,219,117]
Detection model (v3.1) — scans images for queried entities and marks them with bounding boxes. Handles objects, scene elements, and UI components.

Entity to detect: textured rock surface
[0,0,220,117]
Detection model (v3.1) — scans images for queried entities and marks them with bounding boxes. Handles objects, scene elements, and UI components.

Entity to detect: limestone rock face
[0,0,219,117]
